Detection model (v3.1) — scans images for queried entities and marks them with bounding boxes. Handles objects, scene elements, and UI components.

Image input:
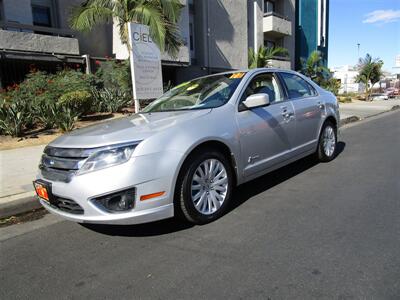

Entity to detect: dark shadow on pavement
[80,217,194,237]
[228,141,346,213]
[82,142,346,237]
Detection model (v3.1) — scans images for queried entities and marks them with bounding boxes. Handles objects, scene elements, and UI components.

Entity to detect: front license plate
[33,180,52,202]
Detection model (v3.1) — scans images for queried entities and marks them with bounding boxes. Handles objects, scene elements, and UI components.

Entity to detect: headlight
[77,144,137,175]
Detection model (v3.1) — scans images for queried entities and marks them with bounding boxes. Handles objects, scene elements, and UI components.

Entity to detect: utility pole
[357,43,360,59]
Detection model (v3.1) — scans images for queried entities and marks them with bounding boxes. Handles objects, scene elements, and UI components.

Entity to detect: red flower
[95,60,101,66]
[75,64,80,69]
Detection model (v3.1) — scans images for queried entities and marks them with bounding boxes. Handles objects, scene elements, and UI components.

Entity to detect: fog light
[92,189,135,213]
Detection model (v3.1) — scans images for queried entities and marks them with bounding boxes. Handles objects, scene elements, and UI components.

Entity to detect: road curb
[340,115,360,126]
[0,195,41,219]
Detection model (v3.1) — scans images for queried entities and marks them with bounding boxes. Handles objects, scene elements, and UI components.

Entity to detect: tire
[175,149,234,225]
[316,120,337,162]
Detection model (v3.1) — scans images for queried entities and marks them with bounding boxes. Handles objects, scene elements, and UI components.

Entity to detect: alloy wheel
[190,159,228,215]
[322,126,336,157]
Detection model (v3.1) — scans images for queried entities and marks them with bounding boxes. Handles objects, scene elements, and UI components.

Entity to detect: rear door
[278,72,323,154]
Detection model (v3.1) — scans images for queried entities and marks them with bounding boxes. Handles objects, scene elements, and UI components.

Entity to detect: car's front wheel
[317,121,337,162]
[176,150,234,224]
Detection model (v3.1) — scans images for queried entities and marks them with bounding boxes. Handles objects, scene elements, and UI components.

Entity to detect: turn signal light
[140,191,165,201]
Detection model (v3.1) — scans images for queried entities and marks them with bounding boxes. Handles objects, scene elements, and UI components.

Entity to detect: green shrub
[59,90,93,115]
[0,84,35,137]
[30,70,97,130]
[53,105,80,132]
[96,60,131,93]
[0,63,132,137]
[0,94,32,137]
[93,60,132,112]
[91,87,130,113]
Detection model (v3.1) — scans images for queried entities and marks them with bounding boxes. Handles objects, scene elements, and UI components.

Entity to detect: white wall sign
[128,23,163,111]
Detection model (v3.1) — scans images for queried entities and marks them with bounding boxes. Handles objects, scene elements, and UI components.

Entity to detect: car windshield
[143,72,246,112]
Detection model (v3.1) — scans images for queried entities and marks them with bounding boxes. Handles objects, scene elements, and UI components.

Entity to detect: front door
[236,72,296,178]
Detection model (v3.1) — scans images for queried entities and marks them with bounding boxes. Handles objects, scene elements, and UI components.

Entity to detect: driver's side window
[241,73,284,103]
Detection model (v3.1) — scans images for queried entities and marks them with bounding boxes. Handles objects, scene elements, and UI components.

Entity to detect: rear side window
[280,73,317,99]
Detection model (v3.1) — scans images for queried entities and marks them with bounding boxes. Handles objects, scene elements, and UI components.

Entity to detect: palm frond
[158,0,183,23]
[70,0,114,32]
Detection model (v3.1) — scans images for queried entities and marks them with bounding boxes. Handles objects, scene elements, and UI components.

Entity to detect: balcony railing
[268,56,291,69]
[0,21,75,37]
[263,11,289,21]
[263,12,292,37]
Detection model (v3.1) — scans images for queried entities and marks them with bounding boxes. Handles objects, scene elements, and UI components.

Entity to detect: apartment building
[0,0,329,88]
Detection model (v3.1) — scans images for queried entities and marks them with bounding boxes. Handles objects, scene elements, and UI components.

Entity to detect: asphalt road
[1,111,399,299]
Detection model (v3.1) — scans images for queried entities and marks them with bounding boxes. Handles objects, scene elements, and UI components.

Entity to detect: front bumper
[40,199,173,224]
[36,151,182,224]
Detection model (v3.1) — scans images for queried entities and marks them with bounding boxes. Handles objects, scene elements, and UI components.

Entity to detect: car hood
[49,110,211,148]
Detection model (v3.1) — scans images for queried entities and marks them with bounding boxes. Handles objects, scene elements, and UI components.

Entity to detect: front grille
[54,197,84,214]
[40,146,93,182]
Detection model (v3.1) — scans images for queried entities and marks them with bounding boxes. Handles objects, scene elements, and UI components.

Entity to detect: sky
[328,0,400,72]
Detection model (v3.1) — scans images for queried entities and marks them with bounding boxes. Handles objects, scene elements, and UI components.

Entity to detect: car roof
[193,68,299,81]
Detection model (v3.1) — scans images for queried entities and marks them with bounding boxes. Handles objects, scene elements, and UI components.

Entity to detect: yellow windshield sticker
[229,72,245,79]
[186,83,199,91]
[174,81,190,89]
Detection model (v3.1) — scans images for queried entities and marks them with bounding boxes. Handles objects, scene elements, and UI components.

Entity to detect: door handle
[282,112,294,118]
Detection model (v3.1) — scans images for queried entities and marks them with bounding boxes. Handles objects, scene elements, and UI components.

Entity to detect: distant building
[395,54,400,68]
[0,0,329,88]
[332,65,365,94]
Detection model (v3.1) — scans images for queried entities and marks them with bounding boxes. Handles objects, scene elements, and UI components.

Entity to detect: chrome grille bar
[41,154,84,170]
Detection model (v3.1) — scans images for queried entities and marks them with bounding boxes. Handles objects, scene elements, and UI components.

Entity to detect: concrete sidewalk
[0,145,45,217]
[0,99,399,218]
[340,99,399,120]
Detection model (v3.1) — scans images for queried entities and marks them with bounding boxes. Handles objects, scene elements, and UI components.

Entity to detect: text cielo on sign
[128,23,163,102]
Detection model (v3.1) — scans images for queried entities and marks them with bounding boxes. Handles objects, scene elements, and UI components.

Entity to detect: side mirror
[239,93,270,111]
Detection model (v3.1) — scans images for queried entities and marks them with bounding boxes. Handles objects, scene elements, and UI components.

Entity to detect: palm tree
[248,45,289,69]
[70,0,183,57]
[355,54,383,100]
[300,50,330,86]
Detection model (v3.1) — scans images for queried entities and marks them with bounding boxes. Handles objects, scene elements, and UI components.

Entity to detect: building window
[264,40,275,49]
[32,5,52,27]
[0,0,3,21]
[264,0,275,14]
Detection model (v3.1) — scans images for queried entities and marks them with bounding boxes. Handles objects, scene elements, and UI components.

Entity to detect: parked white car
[370,93,388,101]
[34,69,340,225]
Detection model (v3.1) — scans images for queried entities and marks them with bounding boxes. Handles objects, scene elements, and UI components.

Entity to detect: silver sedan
[34,68,340,225]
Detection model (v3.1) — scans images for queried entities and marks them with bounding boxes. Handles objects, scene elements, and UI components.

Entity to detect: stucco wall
[0,30,79,55]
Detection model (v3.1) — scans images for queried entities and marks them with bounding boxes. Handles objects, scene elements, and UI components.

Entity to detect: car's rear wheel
[176,150,234,224]
[316,120,337,162]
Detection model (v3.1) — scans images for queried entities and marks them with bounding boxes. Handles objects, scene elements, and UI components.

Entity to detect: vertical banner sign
[128,23,163,112]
